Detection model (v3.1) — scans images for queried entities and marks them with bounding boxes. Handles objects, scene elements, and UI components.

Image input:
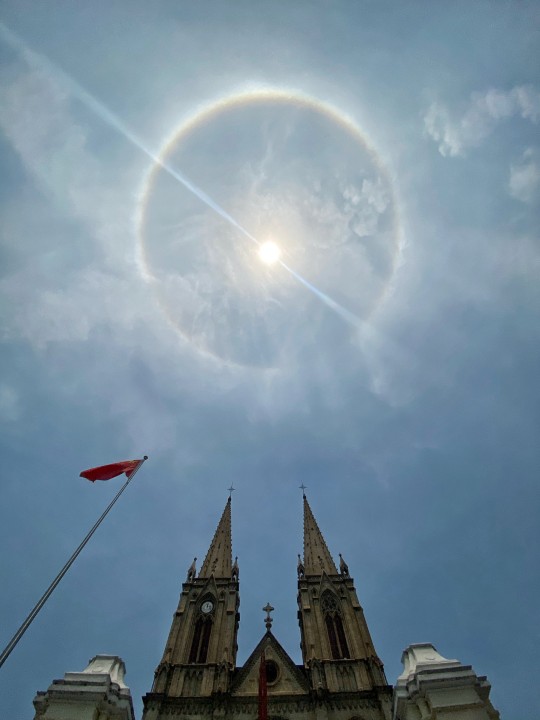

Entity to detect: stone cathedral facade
[34,495,500,720]
[142,494,392,720]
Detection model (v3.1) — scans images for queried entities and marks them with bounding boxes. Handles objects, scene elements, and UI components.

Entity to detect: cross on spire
[228,485,235,498]
[262,602,274,630]
[299,483,307,496]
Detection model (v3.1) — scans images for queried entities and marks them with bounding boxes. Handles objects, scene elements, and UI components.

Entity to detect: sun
[258,241,281,265]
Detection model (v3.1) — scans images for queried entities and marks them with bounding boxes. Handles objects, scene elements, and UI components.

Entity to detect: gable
[318,571,341,597]
[231,632,309,697]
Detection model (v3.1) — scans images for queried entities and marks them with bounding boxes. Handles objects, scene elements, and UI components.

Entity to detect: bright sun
[258,241,281,265]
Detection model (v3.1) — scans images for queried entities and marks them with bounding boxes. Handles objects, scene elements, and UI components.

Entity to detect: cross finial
[228,485,235,499]
[262,602,274,630]
[299,482,307,497]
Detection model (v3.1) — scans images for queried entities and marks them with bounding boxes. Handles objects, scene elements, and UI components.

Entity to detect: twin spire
[302,493,339,575]
[194,491,340,581]
[199,497,233,578]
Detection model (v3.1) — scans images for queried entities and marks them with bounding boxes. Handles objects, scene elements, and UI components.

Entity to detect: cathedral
[33,494,500,720]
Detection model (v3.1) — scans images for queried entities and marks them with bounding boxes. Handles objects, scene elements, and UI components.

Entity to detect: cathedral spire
[199,497,233,578]
[302,493,338,575]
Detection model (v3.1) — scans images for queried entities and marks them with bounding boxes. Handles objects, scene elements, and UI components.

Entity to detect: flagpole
[0,455,148,669]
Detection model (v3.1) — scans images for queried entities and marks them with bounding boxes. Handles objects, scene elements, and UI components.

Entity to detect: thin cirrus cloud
[508,148,540,204]
[0,56,156,351]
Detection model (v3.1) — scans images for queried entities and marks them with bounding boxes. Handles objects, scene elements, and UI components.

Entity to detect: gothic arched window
[189,596,214,663]
[321,591,349,660]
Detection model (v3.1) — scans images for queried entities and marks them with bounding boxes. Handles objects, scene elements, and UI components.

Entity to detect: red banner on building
[258,651,267,720]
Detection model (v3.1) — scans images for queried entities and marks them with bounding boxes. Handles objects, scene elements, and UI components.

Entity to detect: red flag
[258,651,267,720]
[80,459,142,482]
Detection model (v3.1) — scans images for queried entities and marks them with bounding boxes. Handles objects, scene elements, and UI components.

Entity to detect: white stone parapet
[393,643,499,720]
[33,654,135,720]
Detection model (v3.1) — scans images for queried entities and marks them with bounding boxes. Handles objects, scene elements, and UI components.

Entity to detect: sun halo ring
[135,86,404,368]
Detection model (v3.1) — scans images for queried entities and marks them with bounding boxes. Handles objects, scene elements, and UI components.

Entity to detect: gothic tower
[142,497,240,719]
[33,491,501,720]
[142,493,393,720]
[297,492,392,717]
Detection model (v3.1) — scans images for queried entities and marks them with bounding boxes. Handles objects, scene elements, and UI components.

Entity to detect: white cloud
[0,63,105,220]
[0,264,156,348]
[0,55,145,266]
[508,148,540,203]
[337,176,390,238]
[424,85,540,157]
[362,177,389,214]
[357,218,540,408]
[0,59,152,351]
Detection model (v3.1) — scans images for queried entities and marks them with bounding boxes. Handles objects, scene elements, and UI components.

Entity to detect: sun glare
[258,241,281,265]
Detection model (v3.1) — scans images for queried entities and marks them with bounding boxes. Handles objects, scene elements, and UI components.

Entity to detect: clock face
[201,601,214,614]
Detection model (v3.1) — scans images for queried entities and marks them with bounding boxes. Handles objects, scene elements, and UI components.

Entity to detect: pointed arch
[335,614,349,659]
[189,594,215,663]
[321,590,349,660]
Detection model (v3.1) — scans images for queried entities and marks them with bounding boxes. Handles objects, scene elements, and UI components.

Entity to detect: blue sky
[0,2,538,718]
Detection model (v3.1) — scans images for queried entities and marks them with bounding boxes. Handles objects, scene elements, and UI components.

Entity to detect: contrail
[0,22,362,329]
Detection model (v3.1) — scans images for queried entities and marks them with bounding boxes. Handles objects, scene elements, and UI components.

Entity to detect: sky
[0,1,538,718]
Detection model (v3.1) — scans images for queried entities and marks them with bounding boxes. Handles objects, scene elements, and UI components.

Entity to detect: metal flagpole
[0,455,148,669]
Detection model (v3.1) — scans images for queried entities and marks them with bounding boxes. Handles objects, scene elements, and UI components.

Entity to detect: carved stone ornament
[321,591,339,614]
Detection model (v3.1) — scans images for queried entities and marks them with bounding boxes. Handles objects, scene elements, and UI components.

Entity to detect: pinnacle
[199,497,233,578]
[302,494,338,575]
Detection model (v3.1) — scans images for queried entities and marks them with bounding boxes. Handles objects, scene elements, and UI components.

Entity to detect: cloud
[424,85,540,157]
[343,177,390,238]
[357,214,540,409]
[508,148,540,203]
[0,62,106,220]
[0,56,151,351]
